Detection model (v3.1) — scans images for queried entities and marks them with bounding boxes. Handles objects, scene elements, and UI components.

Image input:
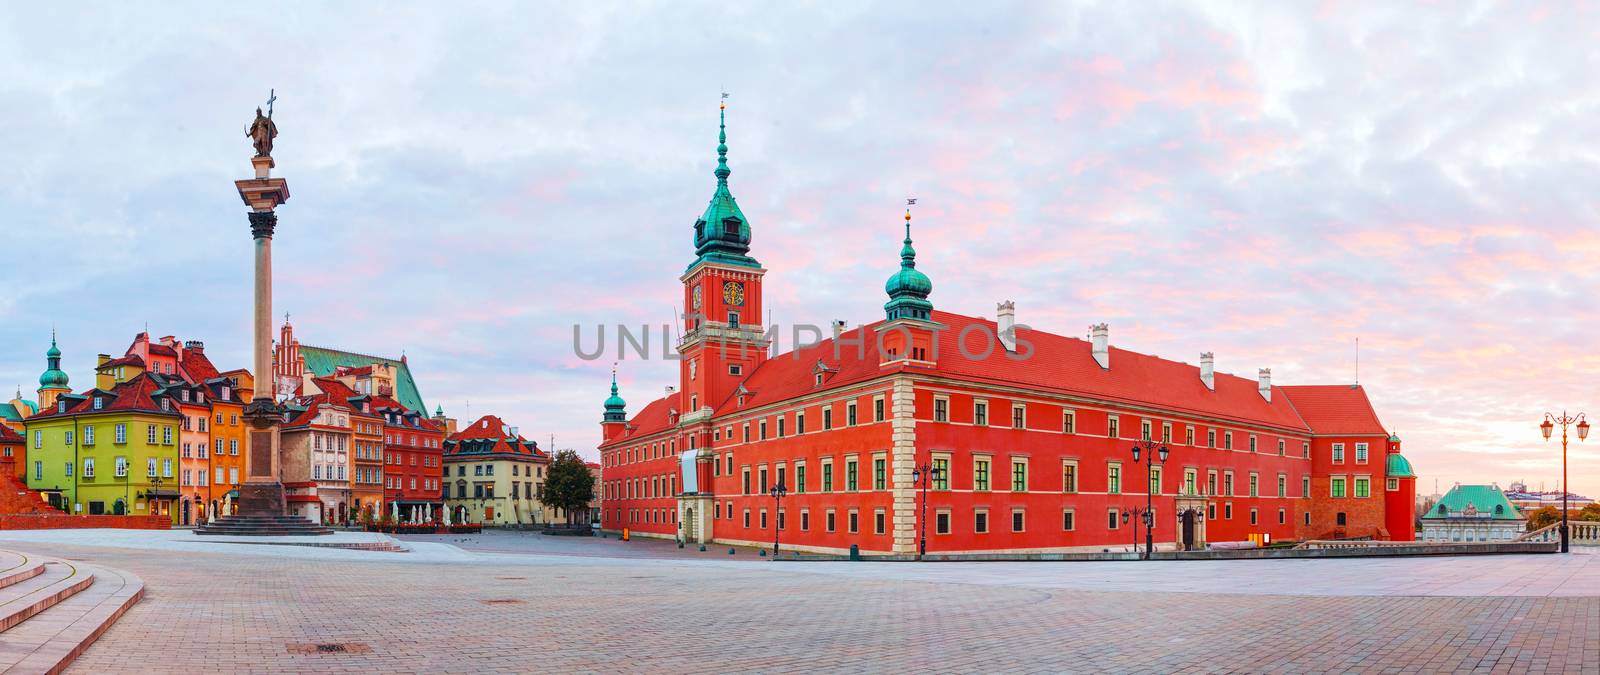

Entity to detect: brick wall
[0,514,171,530]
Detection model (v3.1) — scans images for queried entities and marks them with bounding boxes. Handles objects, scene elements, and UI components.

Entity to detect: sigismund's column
[234,104,291,516]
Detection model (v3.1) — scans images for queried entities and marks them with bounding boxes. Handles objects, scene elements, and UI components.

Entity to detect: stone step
[0,555,144,674]
[0,551,46,592]
[0,559,92,634]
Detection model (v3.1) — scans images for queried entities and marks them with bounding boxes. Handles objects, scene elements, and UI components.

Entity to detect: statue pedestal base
[236,481,286,516]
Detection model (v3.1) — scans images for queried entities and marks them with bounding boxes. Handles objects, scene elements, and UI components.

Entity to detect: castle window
[727,312,740,329]
[729,365,742,376]
[934,397,949,423]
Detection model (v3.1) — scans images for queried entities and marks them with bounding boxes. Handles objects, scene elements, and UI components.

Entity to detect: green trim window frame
[846,459,859,491]
[1249,472,1259,497]
[847,402,858,426]
[1331,476,1347,498]
[974,401,988,426]
[822,461,834,492]
[1354,476,1371,498]
[1278,473,1287,498]
[1355,443,1369,464]
[1332,443,1345,463]
[932,456,950,490]
[974,457,991,491]
[1011,459,1027,492]
[873,457,887,490]
[822,408,833,430]
[874,396,885,423]
[796,463,807,493]
[1108,462,1122,494]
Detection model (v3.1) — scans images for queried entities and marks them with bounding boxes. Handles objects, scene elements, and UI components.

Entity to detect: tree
[1577,503,1600,522]
[1526,506,1561,531]
[540,449,596,525]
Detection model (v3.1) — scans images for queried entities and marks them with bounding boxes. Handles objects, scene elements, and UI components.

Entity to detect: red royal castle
[598,104,1418,554]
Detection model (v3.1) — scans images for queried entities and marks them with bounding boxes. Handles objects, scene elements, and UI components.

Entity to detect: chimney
[997,301,1016,352]
[159,335,178,348]
[1258,368,1272,402]
[97,353,111,366]
[832,320,847,339]
[1200,352,1215,390]
[664,386,676,399]
[1090,323,1109,369]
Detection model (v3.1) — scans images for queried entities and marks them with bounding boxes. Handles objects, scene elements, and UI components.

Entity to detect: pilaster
[890,377,917,553]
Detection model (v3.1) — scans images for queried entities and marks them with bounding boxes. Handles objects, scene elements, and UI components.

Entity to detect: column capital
[247,210,278,239]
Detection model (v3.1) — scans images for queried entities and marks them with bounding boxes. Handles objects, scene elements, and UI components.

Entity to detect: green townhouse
[24,372,183,520]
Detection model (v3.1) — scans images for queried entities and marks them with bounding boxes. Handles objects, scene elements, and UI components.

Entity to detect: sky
[1,2,1597,496]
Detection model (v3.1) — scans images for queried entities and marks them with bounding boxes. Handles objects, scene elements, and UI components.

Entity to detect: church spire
[690,97,759,270]
[884,208,934,322]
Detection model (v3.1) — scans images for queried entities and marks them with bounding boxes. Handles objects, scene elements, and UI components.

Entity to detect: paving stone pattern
[0,532,1592,674]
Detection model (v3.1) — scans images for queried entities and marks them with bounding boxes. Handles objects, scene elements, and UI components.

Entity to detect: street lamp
[1130,437,1170,560]
[1121,505,1149,555]
[1541,411,1588,553]
[910,462,943,560]
[769,480,788,556]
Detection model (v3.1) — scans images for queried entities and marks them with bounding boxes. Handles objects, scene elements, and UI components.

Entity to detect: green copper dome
[38,333,68,389]
[603,371,627,423]
[884,210,934,322]
[1385,453,1415,479]
[689,103,760,271]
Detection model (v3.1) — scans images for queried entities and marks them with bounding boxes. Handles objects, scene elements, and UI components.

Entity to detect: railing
[1517,522,1561,543]
[1294,539,1420,550]
[1519,521,1600,544]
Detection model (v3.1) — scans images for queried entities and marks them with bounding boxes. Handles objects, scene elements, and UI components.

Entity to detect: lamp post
[1130,437,1169,560]
[1540,412,1588,553]
[769,480,788,556]
[910,462,943,560]
[1121,506,1148,555]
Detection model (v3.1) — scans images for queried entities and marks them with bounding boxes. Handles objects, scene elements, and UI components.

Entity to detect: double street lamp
[910,462,943,560]
[769,480,788,556]
[1130,437,1169,560]
[1121,505,1150,555]
[1540,412,1588,553]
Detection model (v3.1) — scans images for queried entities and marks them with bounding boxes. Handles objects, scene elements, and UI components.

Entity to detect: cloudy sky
[2,2,1597,495]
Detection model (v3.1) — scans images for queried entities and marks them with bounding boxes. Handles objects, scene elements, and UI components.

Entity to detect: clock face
[723,281,745,306]
[692,286,702,310]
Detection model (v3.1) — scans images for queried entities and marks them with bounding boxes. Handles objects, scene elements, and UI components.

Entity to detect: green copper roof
[1385,452,1415,478]
[435,404,444,416]
[884,210,934,321]
[298,345,427,414]
[1425,484,1521,521]
[0,403,23,422]
[689,104,760,271]
[38,333,69,389]
[603,371,627,423]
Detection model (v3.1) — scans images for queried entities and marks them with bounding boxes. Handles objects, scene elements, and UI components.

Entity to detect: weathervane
[906,197,917,206]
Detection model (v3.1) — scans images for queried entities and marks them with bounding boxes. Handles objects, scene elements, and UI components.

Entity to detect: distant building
[1419,484,1524,542]
[1503,481,1594,512]
[442,414,551,526]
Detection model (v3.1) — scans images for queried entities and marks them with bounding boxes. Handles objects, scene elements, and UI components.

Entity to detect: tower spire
[689,95,758,270]
[884,204,934,322]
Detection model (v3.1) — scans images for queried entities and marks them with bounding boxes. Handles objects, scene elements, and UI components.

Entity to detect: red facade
[597,115,1417,553]
[375,395,445,519]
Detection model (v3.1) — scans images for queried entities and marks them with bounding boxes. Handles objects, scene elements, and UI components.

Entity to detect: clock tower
[678,100,768,423]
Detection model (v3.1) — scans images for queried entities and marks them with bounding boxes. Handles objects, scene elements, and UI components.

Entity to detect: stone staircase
[0,548,144,673]
[194,513,334,536]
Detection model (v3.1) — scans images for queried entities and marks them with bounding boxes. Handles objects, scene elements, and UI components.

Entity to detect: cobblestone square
[0,530,1596,673]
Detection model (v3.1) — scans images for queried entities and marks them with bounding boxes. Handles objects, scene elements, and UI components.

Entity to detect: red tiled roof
[30,373,175,420]
[0,425,23,443]
[446,414,543,457]
[1279,385,1388,436]
[148,343,179,357]
[100,354,145,370]
[712,311,1308,431]
[179,352,221,383]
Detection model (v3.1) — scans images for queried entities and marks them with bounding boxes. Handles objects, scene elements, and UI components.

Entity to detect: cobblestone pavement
[2,532,1596,673]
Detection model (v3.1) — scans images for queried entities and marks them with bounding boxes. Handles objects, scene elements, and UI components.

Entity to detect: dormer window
[815,373,823,386]
[221,386,230,399]
[181,391,190,403]
[58,401,67,413]
[93,398,104,411]
[161,399,171,412]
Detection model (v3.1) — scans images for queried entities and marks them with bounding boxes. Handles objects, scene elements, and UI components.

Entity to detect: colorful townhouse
[302,377,387,521]
[598,107,1420,554]
[0,425,24,479]
[26,372,182,519]
[280,395,355,524]
[202,376,248,518]
[378,394,445,522]
[442,414,550,526]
